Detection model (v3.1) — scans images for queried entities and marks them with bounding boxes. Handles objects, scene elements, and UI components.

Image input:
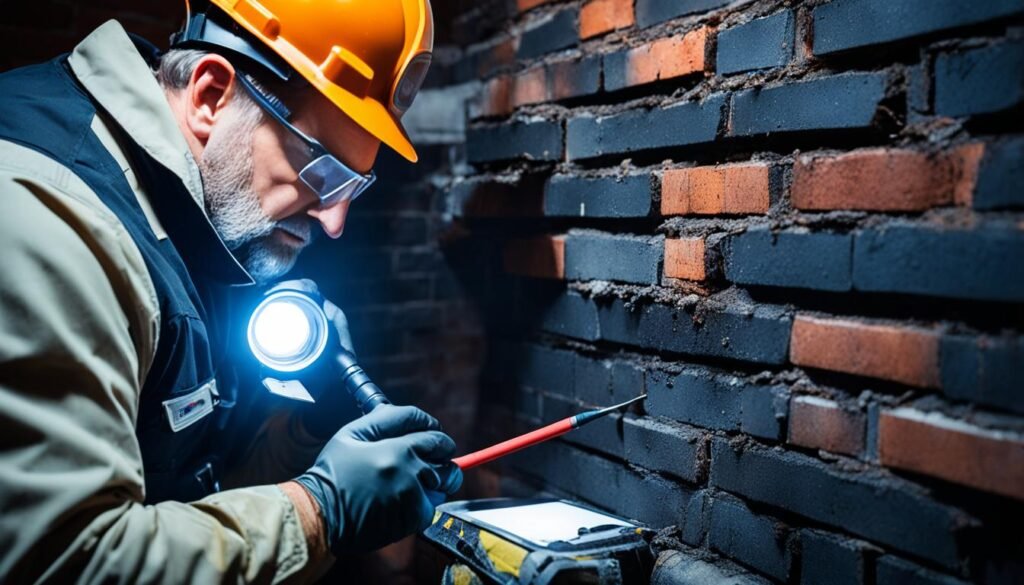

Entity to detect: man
[0,0,460,582]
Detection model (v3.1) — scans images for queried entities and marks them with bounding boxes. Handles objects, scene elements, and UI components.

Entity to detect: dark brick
[800,531,870,585]
[934,40,1024,118]
[517,9,578,60]
[717,11,795,75]
[648,369,744,431]
[709,497,793,582]
[741,385,789,442]
[853,226,1024,302]
[648,369,788,437]
[550,55,602,101]
[449,174,545,218]
[635,0,732,29]
[574,356,613,405]
[623,416,705,483]
[974,138,1024,210]
[941,335,1023,414]
[467,119,564,164]
[611,361,646,404]
[545,174,654,218]
[876,556,970,585]
[521,344,575,394]
[567,94,726,161]
[725,228,854,292]
[710,440,972,568]
[565,233,664,284]
[813,0,1024,56]
[598,299,792,364]
[514,387,542,421]
[730,73,888,137]
[540,291,601,341]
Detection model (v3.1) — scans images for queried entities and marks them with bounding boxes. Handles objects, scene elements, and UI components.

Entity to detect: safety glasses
[236,72,377,207]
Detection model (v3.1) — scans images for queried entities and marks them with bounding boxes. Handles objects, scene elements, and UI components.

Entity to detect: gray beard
[199,104,311,284]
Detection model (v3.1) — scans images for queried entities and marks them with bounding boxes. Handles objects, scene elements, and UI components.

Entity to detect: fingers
[323,299,356,355]
[342,405,442,442]
[434,462,464,495]
[404,430,456,462]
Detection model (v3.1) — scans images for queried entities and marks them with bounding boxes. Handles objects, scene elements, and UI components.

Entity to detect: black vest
[0,53,253,503]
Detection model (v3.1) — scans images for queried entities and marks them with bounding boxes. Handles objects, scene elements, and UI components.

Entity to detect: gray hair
[155,48,264,122]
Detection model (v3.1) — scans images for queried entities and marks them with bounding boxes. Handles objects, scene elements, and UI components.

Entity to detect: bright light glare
[253,301,311,358]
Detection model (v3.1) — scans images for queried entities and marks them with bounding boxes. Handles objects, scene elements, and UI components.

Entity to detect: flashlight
[247,289,391,414]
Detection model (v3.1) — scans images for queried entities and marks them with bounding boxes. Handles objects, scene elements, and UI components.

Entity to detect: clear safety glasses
[236,72,377,207]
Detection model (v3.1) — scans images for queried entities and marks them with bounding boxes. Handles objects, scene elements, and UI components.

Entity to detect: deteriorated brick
[879,408,1024,501]
[789,396,866,457]
[549,56,601,101]
[580,0,635,40]
[664,237,707,281]
[813,0,1024,56]
[503,235,565,279]
[790,316,941,388]
[792,147,983,211]
[934,40,1024,118]
[661,163,771,216]
[512,66,548,107]
[604,27,709,91]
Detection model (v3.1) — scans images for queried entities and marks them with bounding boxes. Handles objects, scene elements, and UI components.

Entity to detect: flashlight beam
[452,394,647,470]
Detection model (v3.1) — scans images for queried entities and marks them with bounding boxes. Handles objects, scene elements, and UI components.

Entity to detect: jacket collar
[67,21,253,286]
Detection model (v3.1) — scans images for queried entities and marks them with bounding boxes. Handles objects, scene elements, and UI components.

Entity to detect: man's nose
[307,199,351,239]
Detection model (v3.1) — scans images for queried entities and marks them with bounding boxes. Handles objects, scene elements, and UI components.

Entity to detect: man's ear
[184,54,238,145]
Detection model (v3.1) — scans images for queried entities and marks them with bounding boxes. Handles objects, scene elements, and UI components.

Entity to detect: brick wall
[426,0,1024,583]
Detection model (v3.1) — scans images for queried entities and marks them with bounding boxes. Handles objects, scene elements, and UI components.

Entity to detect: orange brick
[661,163,771,216]
[792,145,984,211]
[790,316,941,388]
[517,0,553,12]
[664,238,707,281]
[479,75,512,117]
[503,235,566,279]
[789,396,865,456]
[624,27,709,87]
[580,0,635,39]
[512,66,549,107]
[880,408,1024,501]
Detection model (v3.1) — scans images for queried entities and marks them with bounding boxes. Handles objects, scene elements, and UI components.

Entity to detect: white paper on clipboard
[461,501,632,546]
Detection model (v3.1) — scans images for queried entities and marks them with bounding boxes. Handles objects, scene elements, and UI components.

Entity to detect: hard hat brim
[319,80,419,163]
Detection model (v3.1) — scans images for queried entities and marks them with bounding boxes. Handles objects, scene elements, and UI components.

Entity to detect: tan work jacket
[0,21,329,584]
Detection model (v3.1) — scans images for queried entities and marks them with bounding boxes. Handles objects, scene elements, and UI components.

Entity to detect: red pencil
[453,394,647,470]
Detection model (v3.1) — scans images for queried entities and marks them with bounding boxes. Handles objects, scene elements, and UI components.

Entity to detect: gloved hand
[266,279,361,437]
[294,405,464,553]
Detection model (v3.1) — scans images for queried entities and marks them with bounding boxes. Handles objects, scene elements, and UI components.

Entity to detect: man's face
[200,85,381,283]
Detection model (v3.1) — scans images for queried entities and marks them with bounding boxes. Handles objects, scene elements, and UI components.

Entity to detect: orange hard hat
[174,0,433,163]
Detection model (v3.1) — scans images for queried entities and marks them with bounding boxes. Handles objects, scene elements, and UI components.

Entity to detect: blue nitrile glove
[294,405,464,553]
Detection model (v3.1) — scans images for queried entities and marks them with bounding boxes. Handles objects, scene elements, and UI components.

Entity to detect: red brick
[664,238,707,281]
[479,75,513,117]
[790,316,941,388]
[661,163,771,216]
[477,37,518,78]
[621,27,710,87]
[503,235,566,279]
[549,58,600,101]
[518,0,554,12]
[879,408,1024,501]
[789,396,866,457]
[792,145,984,211]
[580,0,635,40]
[512,66,549,107]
